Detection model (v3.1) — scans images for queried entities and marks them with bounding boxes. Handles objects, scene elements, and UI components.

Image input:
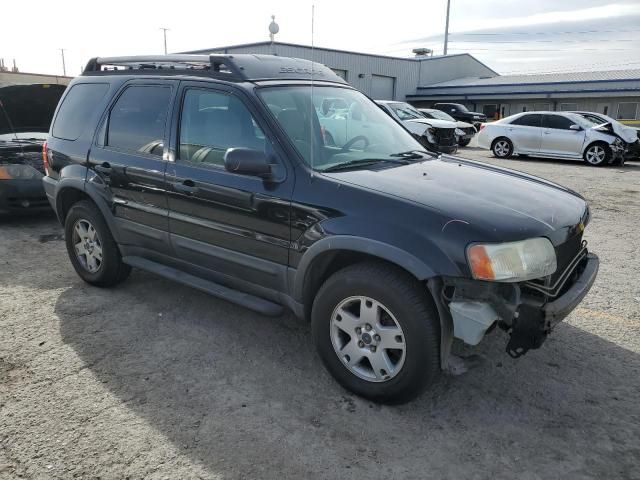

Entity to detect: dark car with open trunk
[43,54,598,403]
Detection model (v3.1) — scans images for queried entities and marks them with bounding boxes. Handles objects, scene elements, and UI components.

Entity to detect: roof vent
[412,48,433,57]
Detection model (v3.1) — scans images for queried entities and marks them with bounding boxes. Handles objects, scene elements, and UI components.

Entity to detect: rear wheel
[311,262,440,404]
[583,143,611,166]
[492,137,513,158]
[64,200,131,287]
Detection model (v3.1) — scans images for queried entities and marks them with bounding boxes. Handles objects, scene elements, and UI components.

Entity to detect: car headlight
[424,127,436,144]
[467,237,557,282]
[0,164,43,180]
[455,128,465,136]
[473,115,482,120]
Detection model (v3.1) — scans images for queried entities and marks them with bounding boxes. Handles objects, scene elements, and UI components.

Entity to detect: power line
[451,38,639,44]
[455,27,640,36]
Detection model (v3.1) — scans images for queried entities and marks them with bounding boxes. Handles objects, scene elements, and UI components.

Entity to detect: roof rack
[82,54,347,84]
[83,55,246,81]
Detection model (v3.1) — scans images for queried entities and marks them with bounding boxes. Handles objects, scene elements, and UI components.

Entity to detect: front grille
[434,128,457,147]
[553,232,584,283]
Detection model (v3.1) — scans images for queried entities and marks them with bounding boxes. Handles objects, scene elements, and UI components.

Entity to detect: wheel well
[584,140,610,152]
[301,250,422,321]
[491,136,511,149]
[57,188,91,221]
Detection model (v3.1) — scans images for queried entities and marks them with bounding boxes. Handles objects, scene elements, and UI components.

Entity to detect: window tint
[179,89,266,166]
[543,114,575,130]
[510,114,542,127]
[52,83,109,140]
[107,85,171,156]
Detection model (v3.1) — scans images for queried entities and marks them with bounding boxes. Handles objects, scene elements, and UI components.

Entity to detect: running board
[122,256,284,317]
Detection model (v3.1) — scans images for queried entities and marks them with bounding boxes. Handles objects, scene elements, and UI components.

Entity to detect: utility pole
[443,0,451,55]
[60,48,66,76]
[160,27,170,54]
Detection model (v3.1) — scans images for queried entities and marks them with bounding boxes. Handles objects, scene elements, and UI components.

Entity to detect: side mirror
[224,148,272,177]
[569,124,582,131]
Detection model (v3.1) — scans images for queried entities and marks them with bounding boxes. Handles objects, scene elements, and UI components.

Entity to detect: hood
[0,84,66,136]
[592,122,638,144]
[324,156,587,245]
[404,118,457,136]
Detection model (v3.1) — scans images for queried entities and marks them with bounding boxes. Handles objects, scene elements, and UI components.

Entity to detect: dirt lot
[1,150,639,479]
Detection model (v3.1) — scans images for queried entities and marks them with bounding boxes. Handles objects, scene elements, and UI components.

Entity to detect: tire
[458,138,471,147]
[64,200,131,287]
[492,137,513,158]
[311,262,440,404]
[583,142,611,166]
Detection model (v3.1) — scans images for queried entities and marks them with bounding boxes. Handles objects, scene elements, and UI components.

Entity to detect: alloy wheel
[330,296,406,382]
[585,145,606,165]
[72,219,103,273]
[494,140,510,157]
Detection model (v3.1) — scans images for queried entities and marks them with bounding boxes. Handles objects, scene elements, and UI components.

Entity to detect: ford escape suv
[43,54,599,404]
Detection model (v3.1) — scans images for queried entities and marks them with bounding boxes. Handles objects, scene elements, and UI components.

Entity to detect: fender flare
[291,235,437,303]
[54,174,122,243]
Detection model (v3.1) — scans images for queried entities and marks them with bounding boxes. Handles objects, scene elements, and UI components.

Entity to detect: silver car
[477,111,626,166]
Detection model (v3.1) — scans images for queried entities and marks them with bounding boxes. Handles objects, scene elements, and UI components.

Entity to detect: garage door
[371,75,395,100]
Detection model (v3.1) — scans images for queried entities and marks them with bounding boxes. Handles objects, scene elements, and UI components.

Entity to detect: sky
[1,0,639,77]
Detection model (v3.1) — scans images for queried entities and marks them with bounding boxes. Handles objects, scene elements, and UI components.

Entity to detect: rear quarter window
[52,83,109,141]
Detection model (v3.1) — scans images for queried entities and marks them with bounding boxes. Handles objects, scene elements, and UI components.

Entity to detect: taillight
[479,123,486,131]
[42,141,50,176]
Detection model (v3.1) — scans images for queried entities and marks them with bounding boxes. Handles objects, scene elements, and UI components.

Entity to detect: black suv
[434,103,487,130]
[44,54,599,404]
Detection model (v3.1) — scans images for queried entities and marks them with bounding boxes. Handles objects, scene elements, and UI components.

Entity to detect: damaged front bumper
[435,248,599,361]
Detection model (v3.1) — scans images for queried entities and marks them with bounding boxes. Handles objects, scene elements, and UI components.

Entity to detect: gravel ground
[1,150,639,479]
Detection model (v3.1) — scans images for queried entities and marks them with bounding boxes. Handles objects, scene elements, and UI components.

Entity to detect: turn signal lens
[467,238,557,282]
[42,141,50,176]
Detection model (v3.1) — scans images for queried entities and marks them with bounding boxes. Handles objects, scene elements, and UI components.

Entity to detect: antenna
[310,3,315,171]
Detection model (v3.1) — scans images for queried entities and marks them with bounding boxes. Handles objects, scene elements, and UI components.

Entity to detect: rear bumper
[0,179,51,214]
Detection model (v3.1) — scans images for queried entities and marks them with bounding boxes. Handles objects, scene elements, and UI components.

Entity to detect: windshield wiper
[390,150,438,160]
[321,158,408,172]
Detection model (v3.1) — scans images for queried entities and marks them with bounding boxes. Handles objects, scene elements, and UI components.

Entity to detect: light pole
[60,48,66,76]
[160,27,170,54]
[443,0,451,55]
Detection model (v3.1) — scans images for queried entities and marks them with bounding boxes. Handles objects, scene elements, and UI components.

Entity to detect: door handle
[543,131,551,135]
[95,162,112,174]
[172,180,199,195]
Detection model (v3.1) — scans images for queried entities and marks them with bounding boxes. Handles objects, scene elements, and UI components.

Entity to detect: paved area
[1,148,639,479]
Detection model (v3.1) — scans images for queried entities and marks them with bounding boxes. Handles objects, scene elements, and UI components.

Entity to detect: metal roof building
[183,41,640,124]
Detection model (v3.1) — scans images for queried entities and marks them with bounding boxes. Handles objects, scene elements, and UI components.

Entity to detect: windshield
[566,113,599,129]
[258,86,427,171]
[389,103,424,121]
[423,109,456,122]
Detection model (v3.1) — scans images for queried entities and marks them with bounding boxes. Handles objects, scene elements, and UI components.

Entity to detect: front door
[540,114,585,158]
[165,82,294,293]
[88,81,177,254]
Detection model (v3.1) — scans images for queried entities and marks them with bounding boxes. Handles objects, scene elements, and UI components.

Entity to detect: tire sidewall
[312,268,439,403]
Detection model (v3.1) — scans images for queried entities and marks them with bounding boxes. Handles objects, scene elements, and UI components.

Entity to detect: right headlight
[467,237,557,282]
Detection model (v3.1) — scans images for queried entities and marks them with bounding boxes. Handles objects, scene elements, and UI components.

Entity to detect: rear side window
[52,83,109,140]
[510,114,542,127]
[107,85,171,156]
[543,114,574,130]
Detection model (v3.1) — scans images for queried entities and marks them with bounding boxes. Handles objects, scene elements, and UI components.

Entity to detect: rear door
[505,113,543,153]
[88,80,177,254]
[165,82,293,293]
[540,114,585,158]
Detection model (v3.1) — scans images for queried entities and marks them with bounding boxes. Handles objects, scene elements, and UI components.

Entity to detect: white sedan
[477,111,626,166]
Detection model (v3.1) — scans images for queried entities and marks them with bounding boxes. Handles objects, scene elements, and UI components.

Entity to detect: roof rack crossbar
[83,55,247,81]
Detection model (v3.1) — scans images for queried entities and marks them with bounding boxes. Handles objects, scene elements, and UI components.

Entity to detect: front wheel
[311,263,440,404]
[492,137,513,158]
[583,143,611,166]
[458,138,471,147]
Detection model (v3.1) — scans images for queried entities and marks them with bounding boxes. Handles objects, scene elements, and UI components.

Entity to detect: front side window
[510,114,542,128]
[107,85,171,156]
[542,114,574,130]
[179,89,267,166]
[258,86,425,171]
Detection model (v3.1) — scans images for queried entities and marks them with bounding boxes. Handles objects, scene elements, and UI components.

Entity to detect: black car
[433,103,487,130]
[43,54,598,404]
[0,84,66,214]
